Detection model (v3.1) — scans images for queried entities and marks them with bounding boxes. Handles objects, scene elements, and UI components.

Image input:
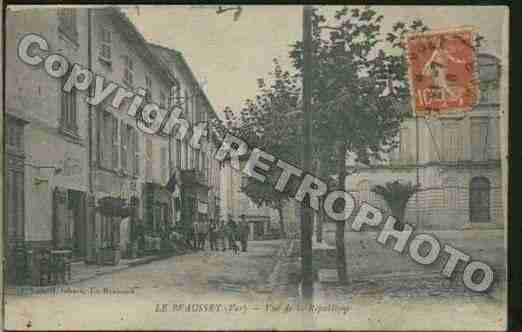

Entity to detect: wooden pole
[300,5,314,301]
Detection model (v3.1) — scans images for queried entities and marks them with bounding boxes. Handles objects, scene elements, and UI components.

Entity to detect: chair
[37,251,51,286]
[49,250,72,284]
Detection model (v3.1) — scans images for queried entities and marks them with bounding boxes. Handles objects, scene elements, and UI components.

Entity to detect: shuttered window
[471,120,488,161]
[145,75,152,102]
[61,77,77,133]
[97,111,120,170]
[161,147,168,183]
[160,91,166,109]
[123,56,134,86]
[112,117,119,170]
[400,127,410,162]
[443,125,461,162]
[175,139,181,168]
[121,122,128,172]
[145,138,153,180]
[58,8,78,42]
[99,27,112,63]
[133,129,140,176]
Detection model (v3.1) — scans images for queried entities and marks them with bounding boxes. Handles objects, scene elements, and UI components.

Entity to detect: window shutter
[132,129,140,175]
[96,110,102,164]
[128,126,133,175]
[120,121,127,172]
[112,117,119,170]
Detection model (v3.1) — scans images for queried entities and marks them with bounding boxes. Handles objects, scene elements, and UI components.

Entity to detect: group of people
[192,216,250,253]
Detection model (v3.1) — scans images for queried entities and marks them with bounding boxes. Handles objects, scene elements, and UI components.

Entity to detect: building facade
[5,7,222,284]
[219,160,278,240]
[148,42,223,237]
[344,53,505,230]
[6,8,92,281]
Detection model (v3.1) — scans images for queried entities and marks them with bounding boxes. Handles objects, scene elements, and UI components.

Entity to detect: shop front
[96,195,134,265]
[143,182,175,254]
[177,170,209,242]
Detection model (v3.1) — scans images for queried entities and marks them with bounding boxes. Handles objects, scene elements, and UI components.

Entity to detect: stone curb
[69,253,177,285]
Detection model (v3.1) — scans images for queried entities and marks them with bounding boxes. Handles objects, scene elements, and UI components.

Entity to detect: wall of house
[90,10,177,258]
[6,9,90,246]
[342,53,504,231]
[344,164,503,230]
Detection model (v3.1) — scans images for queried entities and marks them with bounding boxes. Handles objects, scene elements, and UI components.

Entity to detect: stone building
[148,43,223,236]
[344,53,505,230]
[6,8,93,281]
[279,53,506,239]
[219,160,276,240]
[5,7,222,284]
[85,8,181,264]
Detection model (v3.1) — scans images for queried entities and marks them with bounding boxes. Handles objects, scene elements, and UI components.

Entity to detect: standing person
[219,221,226,252]
[198,219,208,250]
[192,220,200,250]
[209,220,218,251]
[239,215,250,252]
[224,219,238,252]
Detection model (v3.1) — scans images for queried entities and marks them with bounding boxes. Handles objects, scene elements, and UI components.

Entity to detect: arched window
[469,177,490,223]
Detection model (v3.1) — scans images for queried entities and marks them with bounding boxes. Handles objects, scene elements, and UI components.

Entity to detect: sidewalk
[68,253,176,284]
[4,252,179,295]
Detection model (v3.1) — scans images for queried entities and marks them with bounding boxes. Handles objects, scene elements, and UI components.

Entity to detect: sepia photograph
[2,3,510,330]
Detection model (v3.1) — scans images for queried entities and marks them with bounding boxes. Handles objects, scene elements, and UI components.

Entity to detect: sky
[123,5,508,117]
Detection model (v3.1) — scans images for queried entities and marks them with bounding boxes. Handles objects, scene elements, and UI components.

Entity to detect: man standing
[224,219,237,251]
[198,219,208,250]
[219,220,226,252]
[209,220,218,251]
[192,220,200,250]
[239,215,250,252]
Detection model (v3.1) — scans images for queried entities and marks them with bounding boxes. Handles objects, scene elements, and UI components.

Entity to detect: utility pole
[300,5,314,302]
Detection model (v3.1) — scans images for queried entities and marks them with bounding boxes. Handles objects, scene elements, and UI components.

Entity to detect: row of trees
[221,6,482,283]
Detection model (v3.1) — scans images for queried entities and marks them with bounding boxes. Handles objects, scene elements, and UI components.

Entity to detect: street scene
[3,5,508,331]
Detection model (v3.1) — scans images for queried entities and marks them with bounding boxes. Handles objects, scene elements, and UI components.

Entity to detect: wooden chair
[49,250,72,284]
[37,251,51,286]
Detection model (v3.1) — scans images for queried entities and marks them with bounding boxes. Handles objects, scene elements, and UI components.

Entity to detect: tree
[224,5,485,284]
[224,59,310,239]
[372,180,420,229]
[288,6,430,283]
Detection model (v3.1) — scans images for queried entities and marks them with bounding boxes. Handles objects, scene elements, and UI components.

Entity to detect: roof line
[107,7,178,86]
[147,42,219,120]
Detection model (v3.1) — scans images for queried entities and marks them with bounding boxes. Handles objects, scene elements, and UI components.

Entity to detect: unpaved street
[5,238,505,330]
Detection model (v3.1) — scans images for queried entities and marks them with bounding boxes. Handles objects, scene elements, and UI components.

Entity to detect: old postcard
[3,4,509,330]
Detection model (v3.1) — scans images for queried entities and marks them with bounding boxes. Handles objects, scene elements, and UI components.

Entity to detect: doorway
[68,190,86,258]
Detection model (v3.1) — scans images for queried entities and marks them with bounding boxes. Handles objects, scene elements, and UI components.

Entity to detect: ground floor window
[469,176,490,223]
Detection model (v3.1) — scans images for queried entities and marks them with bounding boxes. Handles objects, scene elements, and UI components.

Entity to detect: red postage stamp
[406,27,479,116]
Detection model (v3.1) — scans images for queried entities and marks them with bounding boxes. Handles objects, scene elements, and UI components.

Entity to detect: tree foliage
[289,7,431,166]
[221,5,485,279]
[372,180,420,226]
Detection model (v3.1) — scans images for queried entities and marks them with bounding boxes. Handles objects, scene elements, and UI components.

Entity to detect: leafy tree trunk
[316,198,323,243]
[394,201,408,229]
[336,142,348,283]
[315,161,325,243]
[276,202,287,239]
